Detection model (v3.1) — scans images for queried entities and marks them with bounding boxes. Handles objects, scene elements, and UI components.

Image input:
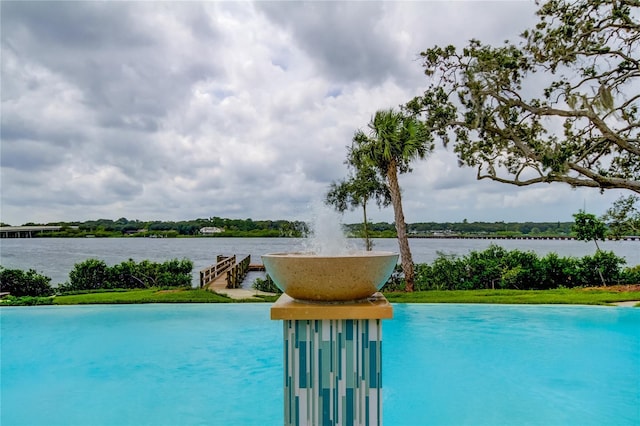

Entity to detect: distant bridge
[0,226,70,238]
[408,235,639,241]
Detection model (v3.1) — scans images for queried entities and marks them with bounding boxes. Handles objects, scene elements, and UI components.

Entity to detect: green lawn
[53,288,236,305]
[383,288,640,306]
[3,287,637,306]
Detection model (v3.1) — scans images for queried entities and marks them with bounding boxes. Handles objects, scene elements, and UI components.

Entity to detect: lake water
[1,303,638,425]
[1,237,638,286]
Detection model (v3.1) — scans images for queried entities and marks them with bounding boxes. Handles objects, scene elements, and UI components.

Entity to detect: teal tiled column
[271,294,392,426]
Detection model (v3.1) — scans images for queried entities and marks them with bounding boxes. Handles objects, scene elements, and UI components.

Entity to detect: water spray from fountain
[303,201,357,256]
[262,199,398,301]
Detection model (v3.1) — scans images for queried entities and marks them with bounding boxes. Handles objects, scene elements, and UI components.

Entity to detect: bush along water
[58,258,193,293]
[252,275,282,294]
[382,245,638,291]
[0,267,55,305]
[0,266,54,296]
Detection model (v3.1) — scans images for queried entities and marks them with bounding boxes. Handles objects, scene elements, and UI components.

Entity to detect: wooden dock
[200,254,264,291]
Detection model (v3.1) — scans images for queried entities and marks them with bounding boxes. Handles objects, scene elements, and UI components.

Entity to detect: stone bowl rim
[262,251,398,259]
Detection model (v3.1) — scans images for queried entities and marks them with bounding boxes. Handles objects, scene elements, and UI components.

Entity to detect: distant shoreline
[2,218,639,240]
[1,229,639,241]
[408,235,640,241]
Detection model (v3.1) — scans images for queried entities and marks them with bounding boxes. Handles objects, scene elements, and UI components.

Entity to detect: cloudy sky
[0,1,627,226]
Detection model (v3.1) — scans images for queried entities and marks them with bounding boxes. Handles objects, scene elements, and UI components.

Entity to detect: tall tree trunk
[362,198,372,251]
[386,161,415,292]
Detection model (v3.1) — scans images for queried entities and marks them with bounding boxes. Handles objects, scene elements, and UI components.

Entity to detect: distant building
[124,229,146,235]
[200,227,224,235]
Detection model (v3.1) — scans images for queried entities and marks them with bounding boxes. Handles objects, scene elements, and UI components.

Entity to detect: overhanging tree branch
[412,0,639,195]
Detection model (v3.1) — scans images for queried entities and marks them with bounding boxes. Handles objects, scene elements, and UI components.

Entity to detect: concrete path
[212,287,277,300]
[205,269,276,300]
[610,300,640,307]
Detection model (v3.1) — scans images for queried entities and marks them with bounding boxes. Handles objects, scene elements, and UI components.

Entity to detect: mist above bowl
[261,251,399,302]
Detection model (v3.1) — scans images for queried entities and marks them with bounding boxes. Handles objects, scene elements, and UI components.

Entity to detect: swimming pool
[1,304,638,425]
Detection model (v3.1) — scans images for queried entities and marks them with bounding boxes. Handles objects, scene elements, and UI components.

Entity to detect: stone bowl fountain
[262,251,399,302]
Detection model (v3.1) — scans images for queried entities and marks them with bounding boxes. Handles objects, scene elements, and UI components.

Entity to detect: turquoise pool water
[1,304,638,425]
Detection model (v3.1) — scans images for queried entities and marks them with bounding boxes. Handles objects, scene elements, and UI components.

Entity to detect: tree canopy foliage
[0,267,53,297]
[59,258,194,292]
[602,194,640,237]
[9,217,308,238]
[408,0,639,193]
[572,210,607,249]
[384,245,638,291]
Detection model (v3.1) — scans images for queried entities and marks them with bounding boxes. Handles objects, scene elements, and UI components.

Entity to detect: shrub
[110,259,144,288]
[576,251,626,286]
[464,245,508,289]
[384,245,632,291]
[61,258,194,292]
[0,267,54,297]
[538,253,579,289]
[414,255,467,290]
[157,259,193,287]
[621,265,640,284]
[252,275,282,293]
[502,249,542,289]
[381,265,405,292]
[67,259,111,291]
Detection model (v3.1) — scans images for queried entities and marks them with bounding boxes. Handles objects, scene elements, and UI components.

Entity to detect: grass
[53,288,236,305]
[383,288,640,306]
[3,287,638,306]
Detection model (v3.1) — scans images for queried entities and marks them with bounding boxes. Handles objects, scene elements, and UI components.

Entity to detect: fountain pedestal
[271,293,393,426]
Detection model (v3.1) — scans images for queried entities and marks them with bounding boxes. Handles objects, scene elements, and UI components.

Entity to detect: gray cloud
[1,139,67,171]
[2,2,151,51]
[256,1,410,86]
[2,0,614,226]
[2,1,222,132]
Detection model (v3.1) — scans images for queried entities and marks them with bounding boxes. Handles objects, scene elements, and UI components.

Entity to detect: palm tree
[351,108,434,291]
[326,150,390,250]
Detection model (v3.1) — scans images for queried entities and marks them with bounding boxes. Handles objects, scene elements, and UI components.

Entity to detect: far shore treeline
[0,217,588,238]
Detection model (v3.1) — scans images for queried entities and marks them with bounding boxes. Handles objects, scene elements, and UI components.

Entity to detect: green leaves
[572,210,607,251]
[403,245,630,291]
[61,258,194,292]
[602,195,640,238]
[0,267,53,297]
[326,161,389,213]
[410,0,639,194]
[352,108,434,176]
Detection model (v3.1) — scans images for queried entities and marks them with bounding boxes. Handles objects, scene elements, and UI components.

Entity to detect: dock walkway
[200,255,273,300]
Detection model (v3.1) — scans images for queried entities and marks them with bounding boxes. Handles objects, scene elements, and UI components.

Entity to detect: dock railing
[226,255,251,289]
[199,255,236,288]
